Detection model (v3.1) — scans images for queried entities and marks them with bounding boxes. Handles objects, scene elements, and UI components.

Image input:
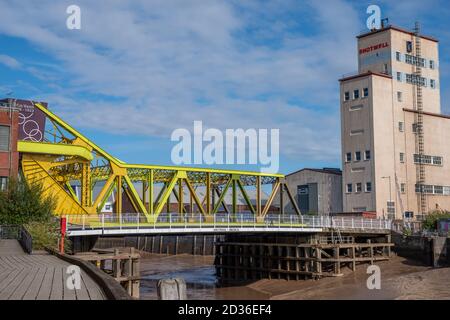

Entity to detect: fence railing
[0,225,33,253]
[65,213,392,233]
[0,225,21,239]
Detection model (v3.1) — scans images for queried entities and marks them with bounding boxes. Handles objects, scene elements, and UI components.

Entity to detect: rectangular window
[364,150,371,160]
[401,183,406,194]
[414,154,443,166]
[400,152,405,163]
[387,201,396,214]
[0,177,8,191]
[406,41,413,53]
[345,152,352,162]
[356,183,362,193]
[405,54,425,67]
[0,125,10,151]
[363,88,369,97]
[406,73,427,86]
[412,123,418,133]
[430,60,435,69]
[346,184,352,193]
[430,79,436,89]
[355,151,361,161]
[365,182,372,192]
[396,51,401,61]
[397,91,402,102]
[353,89,360,99]
[344,91,350,101]
[434,185,443,195]
[396,72,402,82]
[399,121,404,132]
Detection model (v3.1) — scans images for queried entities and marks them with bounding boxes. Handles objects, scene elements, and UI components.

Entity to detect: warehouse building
[282,168,343,215]
[340,24,445,220]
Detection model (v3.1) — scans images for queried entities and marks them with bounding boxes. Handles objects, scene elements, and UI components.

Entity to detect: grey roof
[286,167,342,177]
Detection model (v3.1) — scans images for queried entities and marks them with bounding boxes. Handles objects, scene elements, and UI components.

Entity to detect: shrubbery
[422,210,450,231]
[0,178,61,250]
[0,178,56,225]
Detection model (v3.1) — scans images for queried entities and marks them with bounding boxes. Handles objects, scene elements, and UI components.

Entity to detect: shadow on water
[139,255,269,300]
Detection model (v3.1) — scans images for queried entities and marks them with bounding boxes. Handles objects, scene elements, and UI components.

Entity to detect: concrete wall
[392,233,449,267]
[283,170,342,215]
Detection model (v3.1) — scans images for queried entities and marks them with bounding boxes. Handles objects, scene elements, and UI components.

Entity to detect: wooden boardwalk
[0,240,106,300]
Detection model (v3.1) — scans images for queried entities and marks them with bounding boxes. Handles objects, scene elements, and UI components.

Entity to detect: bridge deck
[0,240,106,300]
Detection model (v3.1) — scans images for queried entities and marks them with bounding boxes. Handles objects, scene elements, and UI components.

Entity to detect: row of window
[345,150,370,162]
[415,184,450,195]
[396,72,437,88]
[343,88,369,101]
[395,52,436,69]
[413,154,443,165]
[395,152,443,165]
[346,182,372,193]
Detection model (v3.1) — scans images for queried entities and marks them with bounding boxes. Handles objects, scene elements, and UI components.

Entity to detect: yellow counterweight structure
[18,103,301,223]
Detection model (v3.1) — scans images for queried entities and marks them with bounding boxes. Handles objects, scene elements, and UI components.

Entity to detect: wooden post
[352,246,356,271]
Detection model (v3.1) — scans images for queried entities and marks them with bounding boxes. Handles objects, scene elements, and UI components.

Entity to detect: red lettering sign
[359,42,389,55]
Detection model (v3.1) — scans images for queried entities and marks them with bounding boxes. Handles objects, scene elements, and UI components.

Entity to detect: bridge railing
[65,213,392,233]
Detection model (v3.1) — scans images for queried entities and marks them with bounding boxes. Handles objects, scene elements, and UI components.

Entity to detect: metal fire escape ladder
[414,22,427,218]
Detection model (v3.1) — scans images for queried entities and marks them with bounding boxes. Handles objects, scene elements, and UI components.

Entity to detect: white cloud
[0,0,363,164]
[0,54,21,69]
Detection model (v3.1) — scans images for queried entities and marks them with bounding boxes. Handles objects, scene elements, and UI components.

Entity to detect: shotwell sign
[359,42,389,55]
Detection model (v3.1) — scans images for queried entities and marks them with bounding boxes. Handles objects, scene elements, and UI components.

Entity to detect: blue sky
[0,0,449,175]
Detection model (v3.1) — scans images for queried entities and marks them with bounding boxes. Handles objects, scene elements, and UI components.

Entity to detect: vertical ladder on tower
[414,22,427,218]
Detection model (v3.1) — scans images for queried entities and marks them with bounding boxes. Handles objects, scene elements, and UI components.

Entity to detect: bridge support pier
[214,233,393,285]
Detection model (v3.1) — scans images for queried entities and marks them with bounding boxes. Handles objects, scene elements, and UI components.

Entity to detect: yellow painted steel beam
[154,173,179,215]
[92,174,116,211]
[123,175,148,214]
[18,141,93,161]
[184,178,206,215]
[262,179,281,217]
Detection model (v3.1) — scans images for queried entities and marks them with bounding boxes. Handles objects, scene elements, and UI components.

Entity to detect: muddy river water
[139,254,450,300]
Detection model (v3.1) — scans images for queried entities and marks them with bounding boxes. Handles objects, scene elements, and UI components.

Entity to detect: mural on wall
[0,99,48,142]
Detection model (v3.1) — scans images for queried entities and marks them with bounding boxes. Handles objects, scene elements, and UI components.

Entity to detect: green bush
[0,178,66,251]
[24,220,60,251]
[0,178,56,225]
[422,210,450,231]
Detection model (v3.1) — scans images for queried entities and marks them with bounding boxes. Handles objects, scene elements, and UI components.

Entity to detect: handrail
[65,214,393,234]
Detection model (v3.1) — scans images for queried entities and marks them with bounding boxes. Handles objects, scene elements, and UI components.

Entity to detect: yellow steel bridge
[19,103,301,225]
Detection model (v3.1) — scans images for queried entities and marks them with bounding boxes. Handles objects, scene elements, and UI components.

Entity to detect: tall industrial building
[340,24,445,220]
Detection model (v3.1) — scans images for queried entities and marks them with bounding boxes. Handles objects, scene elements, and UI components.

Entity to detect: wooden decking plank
[22,267,47,300]
[49,267,64,300]
[81,270,106,300]
[76,271,92,300]
[63,266,77,300]
[9,267,39,300]
[0,267,28,299]
[36,267,54,300]
[0,268,23,292]
[0,240,106,300]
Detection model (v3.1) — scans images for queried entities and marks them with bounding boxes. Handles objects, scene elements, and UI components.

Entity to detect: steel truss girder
[20,103,302,221]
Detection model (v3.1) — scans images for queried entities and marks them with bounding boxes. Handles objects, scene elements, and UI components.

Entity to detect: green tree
[422,210,450,231]
[0,178,56,225]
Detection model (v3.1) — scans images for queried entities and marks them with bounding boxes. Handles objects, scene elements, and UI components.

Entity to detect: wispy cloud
[0,54,21,69]
[0,0,448,169]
